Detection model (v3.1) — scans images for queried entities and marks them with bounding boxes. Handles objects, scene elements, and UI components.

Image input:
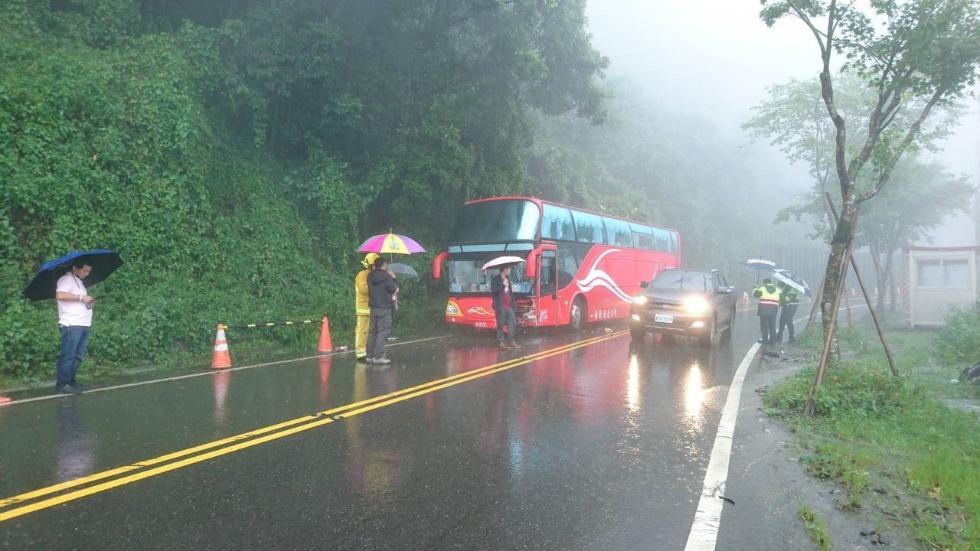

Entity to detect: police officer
[354,253,379,362]
[753,277,781,354]
[776,282,800,344]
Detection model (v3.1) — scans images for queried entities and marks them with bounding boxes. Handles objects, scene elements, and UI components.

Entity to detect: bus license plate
[655,314,674,324]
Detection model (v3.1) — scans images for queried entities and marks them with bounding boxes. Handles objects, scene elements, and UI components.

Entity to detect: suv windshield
[651,270,708,291]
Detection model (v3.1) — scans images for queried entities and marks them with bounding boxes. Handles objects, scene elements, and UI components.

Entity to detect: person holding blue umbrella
[23,250,122,394]
[53,261,96,393]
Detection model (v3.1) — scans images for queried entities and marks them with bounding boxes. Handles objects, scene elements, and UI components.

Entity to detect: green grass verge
[766,327,979,550]
[798,505,833,551]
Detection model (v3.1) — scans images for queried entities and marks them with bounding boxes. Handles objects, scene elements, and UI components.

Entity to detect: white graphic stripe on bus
[575,249,634,303]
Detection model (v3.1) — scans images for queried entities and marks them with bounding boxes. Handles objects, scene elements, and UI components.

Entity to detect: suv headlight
[681,295,710,315]
[632,295,648,306]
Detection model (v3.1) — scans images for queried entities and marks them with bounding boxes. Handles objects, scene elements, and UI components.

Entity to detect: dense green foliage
[1,1,786,382]
[936,306,980,369]
[0,0,610,381]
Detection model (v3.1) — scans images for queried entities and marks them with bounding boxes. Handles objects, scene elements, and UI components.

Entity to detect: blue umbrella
[22,250,123,301]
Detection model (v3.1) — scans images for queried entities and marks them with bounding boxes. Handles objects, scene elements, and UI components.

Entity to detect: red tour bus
[433,196,681,330]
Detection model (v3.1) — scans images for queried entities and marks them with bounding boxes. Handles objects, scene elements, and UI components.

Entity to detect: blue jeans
[57,326,90,388]
[496,309,517,343]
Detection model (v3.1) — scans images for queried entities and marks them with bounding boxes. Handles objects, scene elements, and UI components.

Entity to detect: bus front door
[536,246,559,327]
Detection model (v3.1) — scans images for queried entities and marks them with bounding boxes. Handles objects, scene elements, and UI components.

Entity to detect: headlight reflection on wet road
[627,354,641,412]
[683,361,705,429]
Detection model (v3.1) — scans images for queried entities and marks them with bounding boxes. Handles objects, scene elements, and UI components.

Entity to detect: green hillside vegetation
[1,0,782,382]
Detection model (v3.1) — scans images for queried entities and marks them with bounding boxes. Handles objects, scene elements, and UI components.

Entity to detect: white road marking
[0,335,448,407]
[685,303,869,549]
[684,341,760,551]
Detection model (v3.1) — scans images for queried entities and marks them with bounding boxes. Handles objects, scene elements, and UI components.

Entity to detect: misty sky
[586,1,979,245]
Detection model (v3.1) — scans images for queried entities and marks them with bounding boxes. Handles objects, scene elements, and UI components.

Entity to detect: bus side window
[543,204,575,241]
[558,248,578,289]
[603,217,632,247]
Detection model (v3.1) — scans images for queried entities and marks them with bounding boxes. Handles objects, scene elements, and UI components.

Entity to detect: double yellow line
[0,331,623,522]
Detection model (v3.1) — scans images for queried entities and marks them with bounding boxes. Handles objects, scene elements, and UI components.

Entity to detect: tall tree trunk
[820,198,858,351]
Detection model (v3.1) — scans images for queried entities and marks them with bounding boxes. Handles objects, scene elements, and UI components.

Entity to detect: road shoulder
[715,354,913,550]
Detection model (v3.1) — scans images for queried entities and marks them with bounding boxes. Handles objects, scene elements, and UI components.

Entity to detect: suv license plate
[654,314,674,324]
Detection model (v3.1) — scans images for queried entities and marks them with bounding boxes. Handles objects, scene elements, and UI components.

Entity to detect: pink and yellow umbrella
[357,233,426,255]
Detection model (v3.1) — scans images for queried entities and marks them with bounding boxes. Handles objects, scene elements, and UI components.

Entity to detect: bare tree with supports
[759,0,980,415]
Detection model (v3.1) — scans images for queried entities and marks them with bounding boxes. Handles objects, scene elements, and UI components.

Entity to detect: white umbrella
[745,258,777,270]
[482,256,525,271]
[771,268,810,295]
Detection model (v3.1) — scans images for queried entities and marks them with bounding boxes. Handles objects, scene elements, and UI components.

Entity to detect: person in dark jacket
[491,265,520,350]
[367,257,398,364]
[776,282,800,344]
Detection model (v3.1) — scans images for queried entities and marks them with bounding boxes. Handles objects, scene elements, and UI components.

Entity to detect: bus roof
[462,195,680,235]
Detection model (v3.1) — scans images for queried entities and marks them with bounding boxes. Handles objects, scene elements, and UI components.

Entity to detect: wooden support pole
[805,273,825,333]
[849,254,899,376]
[804,238,852,417]
[803,244,851,417]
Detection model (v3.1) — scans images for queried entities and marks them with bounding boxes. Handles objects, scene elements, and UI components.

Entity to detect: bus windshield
[452,200,539,244]
[446,257,533,295]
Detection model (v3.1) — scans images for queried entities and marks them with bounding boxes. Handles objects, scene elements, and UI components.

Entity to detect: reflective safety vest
[754,285,781,308]
[355,268,371,315]
[782,289,800,306]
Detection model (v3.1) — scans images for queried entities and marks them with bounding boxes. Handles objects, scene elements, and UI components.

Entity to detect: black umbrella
[22,250,123,301]
[388,263,419,278]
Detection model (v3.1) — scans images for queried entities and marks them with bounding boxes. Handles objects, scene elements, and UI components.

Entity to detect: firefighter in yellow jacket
[355,253,380,361]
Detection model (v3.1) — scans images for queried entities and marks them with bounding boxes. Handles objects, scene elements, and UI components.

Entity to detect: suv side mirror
[639,281,648,289]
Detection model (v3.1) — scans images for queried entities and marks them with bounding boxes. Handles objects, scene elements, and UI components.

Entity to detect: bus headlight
[632,296,648,306]
[681,295,710,315]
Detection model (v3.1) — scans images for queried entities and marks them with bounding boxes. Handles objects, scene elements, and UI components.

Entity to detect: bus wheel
[570,297,586,331]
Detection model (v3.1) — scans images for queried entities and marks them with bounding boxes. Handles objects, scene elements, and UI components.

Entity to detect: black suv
[629,269,737,346]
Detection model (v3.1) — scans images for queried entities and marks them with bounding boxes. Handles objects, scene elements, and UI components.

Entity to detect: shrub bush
[936,306,980,368]
[765,361,913,418]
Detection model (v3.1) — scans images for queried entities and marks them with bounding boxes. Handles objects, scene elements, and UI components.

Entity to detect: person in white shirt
[54,262,96,393]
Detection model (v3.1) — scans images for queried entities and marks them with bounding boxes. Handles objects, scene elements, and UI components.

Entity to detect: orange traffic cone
[318,316,333,353]
[211,323,232,369]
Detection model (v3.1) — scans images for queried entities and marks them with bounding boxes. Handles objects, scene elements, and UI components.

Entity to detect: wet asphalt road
[0,312,763,549]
